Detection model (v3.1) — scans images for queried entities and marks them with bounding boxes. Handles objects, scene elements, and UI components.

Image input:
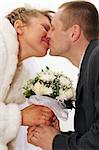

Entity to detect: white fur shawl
[0,18,19,102]
[0,18,21,149]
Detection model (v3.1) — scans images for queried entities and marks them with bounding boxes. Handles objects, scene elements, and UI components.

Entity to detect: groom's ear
[71,24,81,42]
[14,20,24,35]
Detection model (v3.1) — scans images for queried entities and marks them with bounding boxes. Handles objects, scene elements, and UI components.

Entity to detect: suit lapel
[76,40,99,101]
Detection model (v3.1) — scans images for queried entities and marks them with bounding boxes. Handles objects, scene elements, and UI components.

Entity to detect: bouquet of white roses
[23,66,75,120]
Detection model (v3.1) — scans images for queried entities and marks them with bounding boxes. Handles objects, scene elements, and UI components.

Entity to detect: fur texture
[0,18,21,149]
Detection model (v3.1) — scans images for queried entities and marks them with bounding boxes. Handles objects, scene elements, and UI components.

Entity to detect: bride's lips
[42,38,49,48]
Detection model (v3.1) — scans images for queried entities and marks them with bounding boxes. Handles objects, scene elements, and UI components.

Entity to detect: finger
[44,111,54,118]
[51,116,59,124]
[41,113,51,121]
[34,125,43,130]
[52,116,58,122]
[28,135,38,146]
[41,106,54,114]
[28,129,41,144]
[52,120,60,130]
[27,128,39,141]
[39,119,51,125]
[27,126,36,134]
[27,126,38,139]
[32,125,44,135]
[27,126,36,135]
[41,112,55,123]
[27,133,33,141]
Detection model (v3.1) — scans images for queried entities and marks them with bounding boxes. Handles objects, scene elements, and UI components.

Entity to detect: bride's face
[17,14,50,59]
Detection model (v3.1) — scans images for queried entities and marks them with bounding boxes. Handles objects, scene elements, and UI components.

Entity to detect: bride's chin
[38,51,47,57]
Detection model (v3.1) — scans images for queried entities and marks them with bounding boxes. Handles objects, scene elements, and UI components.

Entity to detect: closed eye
[41,24,50,31]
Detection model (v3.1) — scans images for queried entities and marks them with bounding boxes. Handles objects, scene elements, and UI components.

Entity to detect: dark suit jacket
[53,40,99,150]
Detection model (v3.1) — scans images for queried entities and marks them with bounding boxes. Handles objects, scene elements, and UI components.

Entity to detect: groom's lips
[49,42,53,48]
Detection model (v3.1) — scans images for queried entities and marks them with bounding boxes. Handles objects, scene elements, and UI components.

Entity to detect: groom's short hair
[59,1,98,41]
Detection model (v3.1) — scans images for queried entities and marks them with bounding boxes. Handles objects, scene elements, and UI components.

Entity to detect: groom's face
[47,9,71,57]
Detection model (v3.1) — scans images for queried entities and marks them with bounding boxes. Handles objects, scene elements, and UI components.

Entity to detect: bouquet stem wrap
[28,95,68,121]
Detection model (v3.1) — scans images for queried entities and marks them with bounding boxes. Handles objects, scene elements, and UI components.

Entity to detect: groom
[27,1,99,150]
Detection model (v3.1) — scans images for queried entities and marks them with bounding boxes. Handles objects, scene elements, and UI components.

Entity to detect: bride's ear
[14,20,24,35]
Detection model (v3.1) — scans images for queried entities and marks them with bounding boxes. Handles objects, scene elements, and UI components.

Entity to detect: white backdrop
[0,0,99,17]
[0,0,98,131]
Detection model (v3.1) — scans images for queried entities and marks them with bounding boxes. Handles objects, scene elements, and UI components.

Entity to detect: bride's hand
[21,104,54,126]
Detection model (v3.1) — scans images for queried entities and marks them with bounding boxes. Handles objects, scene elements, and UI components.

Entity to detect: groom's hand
[27,125,60,150]
[21,104,54,126]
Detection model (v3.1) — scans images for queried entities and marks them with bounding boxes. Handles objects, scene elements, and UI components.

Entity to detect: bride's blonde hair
[6,7,54,26]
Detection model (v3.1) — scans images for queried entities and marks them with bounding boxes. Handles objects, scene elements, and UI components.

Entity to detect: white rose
[32,82,52,95]
[58,88,74,100]
[32,82,43,95]
[42,86,53,95]
[40,74,56,81]
[60,76,71,87]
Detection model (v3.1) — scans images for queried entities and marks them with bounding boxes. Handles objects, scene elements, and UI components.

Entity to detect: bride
[0,6,56,150]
